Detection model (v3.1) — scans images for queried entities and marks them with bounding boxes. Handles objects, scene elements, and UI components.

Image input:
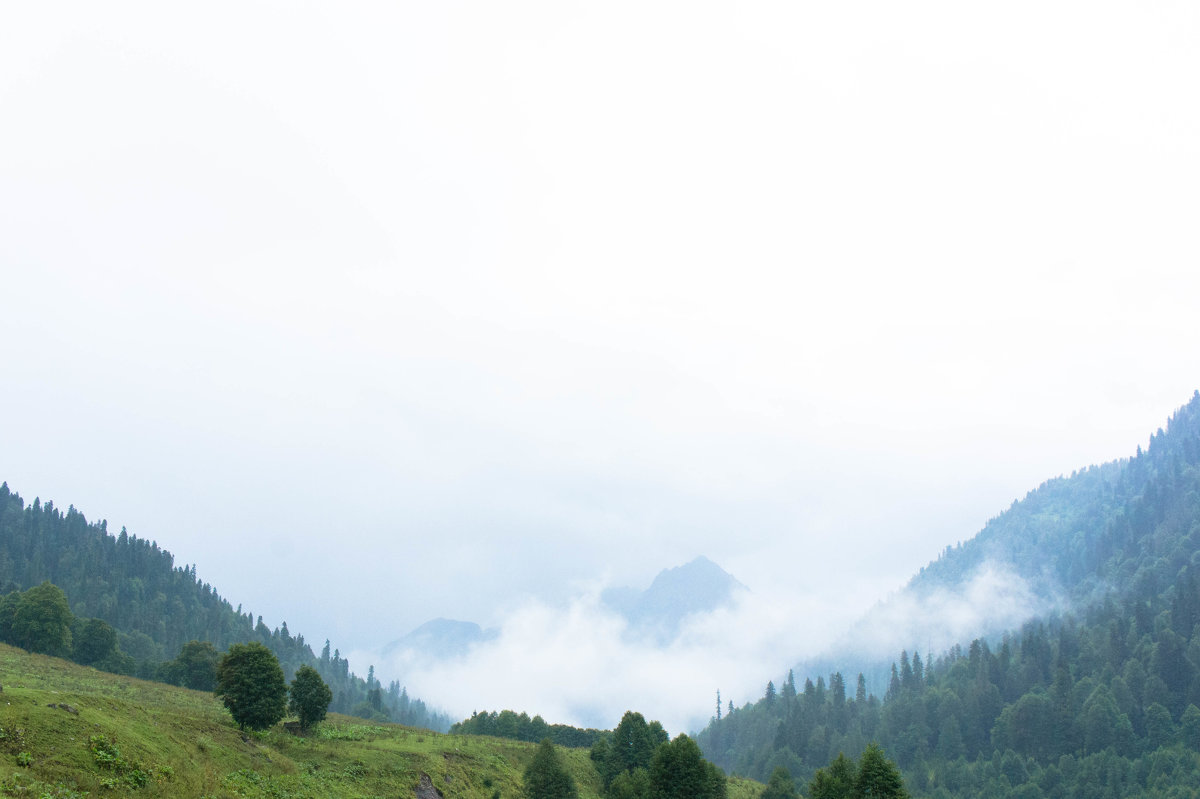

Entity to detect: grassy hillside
[0,642,596,798]
[0,643,761,799]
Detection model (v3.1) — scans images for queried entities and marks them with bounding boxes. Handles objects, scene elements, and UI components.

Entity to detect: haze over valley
[2,2,1200,796]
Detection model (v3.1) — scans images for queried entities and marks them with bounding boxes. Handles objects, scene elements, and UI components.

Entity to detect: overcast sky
[2,1,1198,726]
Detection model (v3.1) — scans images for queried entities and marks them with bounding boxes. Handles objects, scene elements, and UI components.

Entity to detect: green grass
[0,644,761,798]
[0,643,614,798]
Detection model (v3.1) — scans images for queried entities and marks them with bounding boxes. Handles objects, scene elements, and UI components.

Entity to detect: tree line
[451,709,606,748]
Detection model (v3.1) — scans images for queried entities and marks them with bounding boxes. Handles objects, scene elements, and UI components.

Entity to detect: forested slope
[0,485,450,730]
[912,391,1200,605]
[698,392,1200,798]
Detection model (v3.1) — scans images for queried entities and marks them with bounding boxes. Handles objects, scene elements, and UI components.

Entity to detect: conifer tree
[852,744,908,799]
[649,734,726,799]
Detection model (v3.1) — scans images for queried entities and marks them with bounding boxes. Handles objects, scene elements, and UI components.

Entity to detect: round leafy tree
[73,617,119,666]
[289,664,333,730]
[167,640,221,691]
[215,642,287,731]
[12,582,74,657]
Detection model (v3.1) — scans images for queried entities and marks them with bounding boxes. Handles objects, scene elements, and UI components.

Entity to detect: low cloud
[834,561,1055,666]
[353,578,859,735]
[352,561,1055,735]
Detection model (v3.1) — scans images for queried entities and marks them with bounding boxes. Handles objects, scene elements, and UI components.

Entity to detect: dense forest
[698,393,1200,798]
[0,484,450,731]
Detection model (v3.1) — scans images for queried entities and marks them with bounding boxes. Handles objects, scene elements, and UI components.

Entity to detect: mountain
[696,391,1200,797]
[381,617,498,661]
[602,555,748,643]
[387,556,746,662]
[795,391,1200,692]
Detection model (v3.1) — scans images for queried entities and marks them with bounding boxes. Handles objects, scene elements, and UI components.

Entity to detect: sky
[2,0,1198,732]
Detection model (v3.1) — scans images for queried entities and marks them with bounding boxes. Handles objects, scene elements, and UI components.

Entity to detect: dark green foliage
[852,744,908,799]
[11,581,73,656]
[0,482,450,730]
[807,748,907,799]
[809,753,856,799]
[760,766,799,799]
[589,711,725,799]
[648,734,726,799]
[523,738,579,799]
[592,711,664,789]
[608,767,650,799]
[163,639,220,691]
[289,664,333,730]
[72,617,118,666]
[0,591,21,641]
[1181,705,1200,750]
[613,711,663,777]
[452,709,605,748]
[215,642,288,731]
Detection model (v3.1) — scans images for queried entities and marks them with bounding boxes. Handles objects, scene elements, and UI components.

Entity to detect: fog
[356,572,863,734]
[2,1,1199,726]
[350,559,1049,734]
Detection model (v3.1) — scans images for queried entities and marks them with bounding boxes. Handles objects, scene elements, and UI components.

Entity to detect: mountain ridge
[696,390,1200,797]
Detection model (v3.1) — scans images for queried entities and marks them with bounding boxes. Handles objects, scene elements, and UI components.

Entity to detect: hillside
[0,642,766,799]
[0,641,602,798]
[0,484,450,730]
[696,392,1200,797]
[910,391,1200,606]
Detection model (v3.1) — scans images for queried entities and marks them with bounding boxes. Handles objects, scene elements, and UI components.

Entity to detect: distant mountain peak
[381,617,497,660]
[603,555,747,643]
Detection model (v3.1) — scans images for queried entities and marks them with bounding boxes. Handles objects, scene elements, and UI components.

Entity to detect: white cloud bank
[843,562,1056,664]
[353,560,1052,734]
[354,578,851,735]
